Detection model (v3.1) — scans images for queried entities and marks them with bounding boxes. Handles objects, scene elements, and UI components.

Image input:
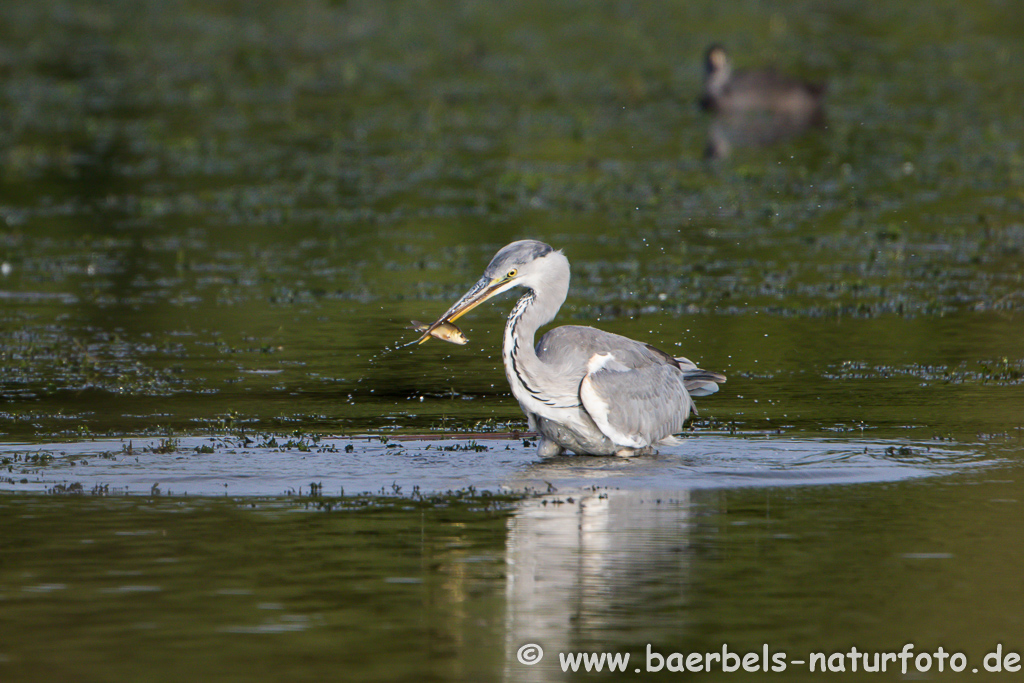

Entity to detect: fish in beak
[410,320,468,345]
[413,273,518,345]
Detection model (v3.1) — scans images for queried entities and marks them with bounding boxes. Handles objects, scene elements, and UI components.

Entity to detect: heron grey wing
[538,325,724,418]
[607,340,725,397]
[579,358,694,449]
[533,326,626,399]
[538,326,676,370]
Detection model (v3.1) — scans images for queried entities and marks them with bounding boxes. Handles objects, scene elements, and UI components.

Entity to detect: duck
[700,44,826,123]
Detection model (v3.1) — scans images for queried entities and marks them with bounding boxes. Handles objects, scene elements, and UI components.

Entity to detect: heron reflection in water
[416,240,725,457]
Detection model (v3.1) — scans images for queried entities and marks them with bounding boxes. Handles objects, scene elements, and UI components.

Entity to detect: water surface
[1,0,1022,681]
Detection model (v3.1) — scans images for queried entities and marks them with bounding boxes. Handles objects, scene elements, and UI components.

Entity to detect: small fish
[410,320,468,345]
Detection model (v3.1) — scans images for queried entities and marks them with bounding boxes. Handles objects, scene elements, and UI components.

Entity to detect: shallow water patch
[0,432,993,498]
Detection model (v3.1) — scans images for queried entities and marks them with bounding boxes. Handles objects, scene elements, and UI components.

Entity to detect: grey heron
[417,240,725,457]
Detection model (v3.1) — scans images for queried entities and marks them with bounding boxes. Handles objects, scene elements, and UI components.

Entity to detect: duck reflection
[503,489,696,681]
[705,109,825,159]
[700,44,826,158]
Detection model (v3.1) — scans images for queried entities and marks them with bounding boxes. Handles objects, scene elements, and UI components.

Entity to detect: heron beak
[415,275,512,345]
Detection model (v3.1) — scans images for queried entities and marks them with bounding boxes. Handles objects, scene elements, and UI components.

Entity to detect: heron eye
[506,268,518,279]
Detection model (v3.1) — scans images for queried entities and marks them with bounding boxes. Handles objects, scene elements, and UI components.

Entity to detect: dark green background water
[1,0,1022,681]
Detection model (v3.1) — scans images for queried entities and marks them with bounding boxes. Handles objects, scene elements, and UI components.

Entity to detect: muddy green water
[1,0,1023,681]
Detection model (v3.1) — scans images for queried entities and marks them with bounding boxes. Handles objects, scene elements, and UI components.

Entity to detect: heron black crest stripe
[525,242,554,261]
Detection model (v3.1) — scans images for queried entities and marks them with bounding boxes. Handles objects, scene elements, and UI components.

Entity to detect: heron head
[416,240,567,343]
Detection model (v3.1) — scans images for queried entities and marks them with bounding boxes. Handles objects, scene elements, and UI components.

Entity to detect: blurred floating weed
[978,357,1024,383]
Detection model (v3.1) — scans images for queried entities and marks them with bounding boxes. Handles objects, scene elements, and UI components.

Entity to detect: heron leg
[536,437,565,457]
[614,446,656,458]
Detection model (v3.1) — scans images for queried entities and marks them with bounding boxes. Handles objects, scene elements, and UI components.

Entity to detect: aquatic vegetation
[978,357,1024,383]
[302,488,528,514]
[442,441,488,452]
[47,481,84,495]
[2,451,55,466]
[151,437,180,454]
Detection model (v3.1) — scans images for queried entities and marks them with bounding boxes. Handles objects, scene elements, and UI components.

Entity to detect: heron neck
[512,262,567,340]
[503,265,568,383]
[502,293,547,400]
